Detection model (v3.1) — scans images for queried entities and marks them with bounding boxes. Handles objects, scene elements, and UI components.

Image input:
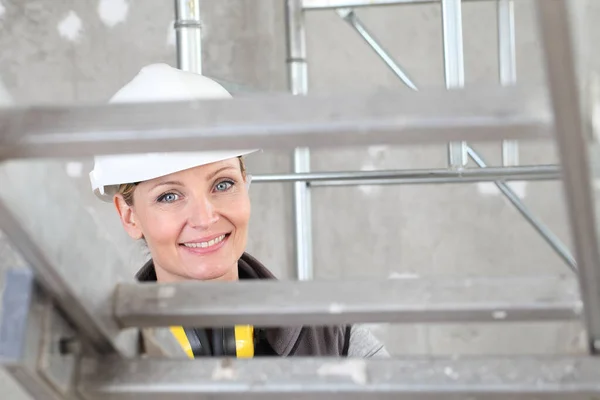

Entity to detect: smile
[182,234,227,249]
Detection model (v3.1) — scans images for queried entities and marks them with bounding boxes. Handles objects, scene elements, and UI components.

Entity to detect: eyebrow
[150,180,184,191]
[149,166,238,191]
[207,165,237,181]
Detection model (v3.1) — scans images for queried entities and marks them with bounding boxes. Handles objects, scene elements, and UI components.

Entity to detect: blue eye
[215,180,234,192]
[158,192,179,203]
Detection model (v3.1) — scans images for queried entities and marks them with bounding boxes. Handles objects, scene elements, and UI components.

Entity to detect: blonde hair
[118,156,247,206]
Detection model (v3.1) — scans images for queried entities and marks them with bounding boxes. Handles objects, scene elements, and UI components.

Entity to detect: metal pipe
[250,165,560,184]
[498,0,519,167]
[442,0,468,167]
[174,0,202,73]
[303,0,506,9]
[467,147,577,272]
[311,176,555,186]
[535,0,600,353]
[336,9,417,90]
[285,0,313,281]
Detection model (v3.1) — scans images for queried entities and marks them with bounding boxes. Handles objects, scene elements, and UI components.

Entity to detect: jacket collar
[136,252,302,356]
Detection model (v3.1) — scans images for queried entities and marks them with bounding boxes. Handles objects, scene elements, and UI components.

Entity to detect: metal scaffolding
[276,0,576,278]
[0,0,599,399]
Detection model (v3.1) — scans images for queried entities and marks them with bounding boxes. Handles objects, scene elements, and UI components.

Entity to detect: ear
[113,194,144,240]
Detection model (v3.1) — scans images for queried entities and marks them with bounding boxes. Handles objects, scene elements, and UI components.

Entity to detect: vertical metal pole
[175,0,202,73]
[536,0,600,353]
[442,0,467,168]
[498,0,519,166]
[285,0,313,281]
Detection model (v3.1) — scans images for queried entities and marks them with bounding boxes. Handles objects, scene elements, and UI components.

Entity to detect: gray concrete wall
[0,0,595,398]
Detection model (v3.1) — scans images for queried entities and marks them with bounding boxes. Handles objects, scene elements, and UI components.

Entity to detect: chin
[186,262,236,281]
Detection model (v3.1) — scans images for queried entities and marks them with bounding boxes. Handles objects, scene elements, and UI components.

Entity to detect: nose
[187,195,219,229]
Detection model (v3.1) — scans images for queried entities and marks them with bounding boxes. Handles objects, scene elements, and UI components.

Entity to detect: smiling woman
[115,158,250,283]
[88,63,388,359]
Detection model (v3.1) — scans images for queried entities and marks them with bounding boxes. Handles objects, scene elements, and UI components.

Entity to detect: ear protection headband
[183,327,237,357]
[172,326,255,358]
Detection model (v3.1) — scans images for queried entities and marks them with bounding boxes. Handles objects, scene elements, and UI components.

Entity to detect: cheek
[138,208,184,246]
[219,194,251,234]
[231,196,251,229]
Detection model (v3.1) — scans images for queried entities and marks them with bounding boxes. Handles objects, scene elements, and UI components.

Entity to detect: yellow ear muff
[169,326,195,359]
[170,325,255,358]
[234,325,254,358]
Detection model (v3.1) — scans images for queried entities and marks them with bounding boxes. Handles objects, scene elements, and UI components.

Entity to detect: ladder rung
[0,87,550,160]
[79,356,600,399]
[114,276,582,328]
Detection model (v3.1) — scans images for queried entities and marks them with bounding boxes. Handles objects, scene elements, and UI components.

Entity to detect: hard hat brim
[90,149,259,202]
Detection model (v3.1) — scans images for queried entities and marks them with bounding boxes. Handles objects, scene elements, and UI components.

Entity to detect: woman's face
[114,158,250,282]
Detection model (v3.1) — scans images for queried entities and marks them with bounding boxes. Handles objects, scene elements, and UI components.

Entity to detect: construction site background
[0,0,598,398]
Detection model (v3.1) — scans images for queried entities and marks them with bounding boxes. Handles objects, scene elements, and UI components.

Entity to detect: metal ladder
[1,0,599,398]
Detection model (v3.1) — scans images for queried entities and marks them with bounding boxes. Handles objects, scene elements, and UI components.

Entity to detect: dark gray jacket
[136,252,388,358]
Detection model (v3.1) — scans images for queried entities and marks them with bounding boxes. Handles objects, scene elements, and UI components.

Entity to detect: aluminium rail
[536,0,600,352]
[0,86,551,159]
[302,0,505,8]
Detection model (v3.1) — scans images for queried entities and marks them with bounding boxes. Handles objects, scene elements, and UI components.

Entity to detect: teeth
[184,235,226,249]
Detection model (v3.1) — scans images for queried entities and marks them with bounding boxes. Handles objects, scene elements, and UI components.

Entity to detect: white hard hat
[89,63,258,202]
